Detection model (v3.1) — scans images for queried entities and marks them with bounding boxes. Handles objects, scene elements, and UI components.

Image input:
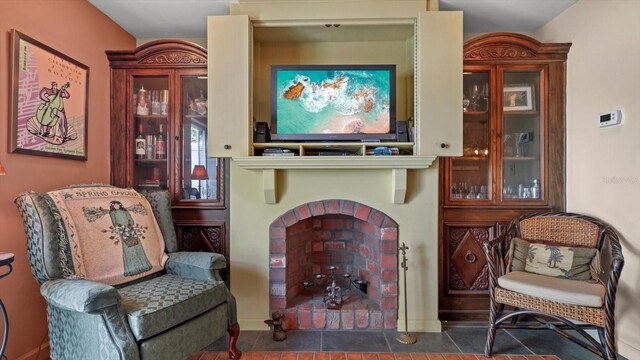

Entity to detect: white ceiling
[440,0,577,33]
[88,0,578,39]
[88,0,237,38]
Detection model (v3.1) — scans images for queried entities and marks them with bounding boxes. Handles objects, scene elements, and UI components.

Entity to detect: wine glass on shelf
[469,84,481,111]
[481,83,489,111]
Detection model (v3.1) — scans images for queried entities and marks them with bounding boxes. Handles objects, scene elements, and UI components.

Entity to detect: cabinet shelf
[135,114,168,120]
[184,114,207,120]
[453,156,490,161]
[503,110,538,116]
[463,110,489,116]
[503,156,539,161]
[252,142,414,157]
[134,159,168,165]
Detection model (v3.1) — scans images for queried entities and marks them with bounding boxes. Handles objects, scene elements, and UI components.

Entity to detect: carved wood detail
[449,263,469,290]
[448,226,490,290]
[464,46,534,60]
[471,264,490,291]
[179,224,225,253]
[140,52,206,65]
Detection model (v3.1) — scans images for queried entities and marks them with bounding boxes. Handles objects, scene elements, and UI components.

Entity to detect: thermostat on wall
[599,109,623,128]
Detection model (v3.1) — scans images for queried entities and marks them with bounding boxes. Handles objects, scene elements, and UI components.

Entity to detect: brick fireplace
[269,199,398,330]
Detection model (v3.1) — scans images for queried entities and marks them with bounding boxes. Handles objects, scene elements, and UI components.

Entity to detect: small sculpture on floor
[264,311,287,341]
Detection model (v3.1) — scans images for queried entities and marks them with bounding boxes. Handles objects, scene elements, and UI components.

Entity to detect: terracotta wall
[535,1,640,359]
[0,1,134,358]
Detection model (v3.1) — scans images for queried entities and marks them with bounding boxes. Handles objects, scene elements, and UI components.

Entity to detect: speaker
[255,122,270,143]
[396,121,408,142]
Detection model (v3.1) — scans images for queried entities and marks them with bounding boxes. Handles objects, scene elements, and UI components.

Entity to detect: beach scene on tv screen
[276,69,391,134]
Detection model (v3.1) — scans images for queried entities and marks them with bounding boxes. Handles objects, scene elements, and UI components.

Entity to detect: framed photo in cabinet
[503,84,534,112]
[10,30,89,160]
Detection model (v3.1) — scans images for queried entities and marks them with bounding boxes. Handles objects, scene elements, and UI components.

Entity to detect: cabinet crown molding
[140,51,206,65]
[464,32,571,62]
[106,39,207,68]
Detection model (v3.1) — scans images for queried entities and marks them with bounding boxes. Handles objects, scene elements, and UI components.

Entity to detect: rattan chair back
[519,216,602,248]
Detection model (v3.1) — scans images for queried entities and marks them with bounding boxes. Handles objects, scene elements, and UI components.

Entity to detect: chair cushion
[14,191,65,284]
[45,185,168,285]
[508,237,599,281]
[142,191,178,253]
[119,274,228,341]
[498,271,605,308]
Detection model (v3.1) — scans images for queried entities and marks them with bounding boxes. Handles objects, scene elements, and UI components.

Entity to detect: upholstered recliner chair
[15,185,241,360]
[484,212,624,360]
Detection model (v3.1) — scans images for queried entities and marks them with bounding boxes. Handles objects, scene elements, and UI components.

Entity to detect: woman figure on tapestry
[108,200,153,276]
[84,201,153,277]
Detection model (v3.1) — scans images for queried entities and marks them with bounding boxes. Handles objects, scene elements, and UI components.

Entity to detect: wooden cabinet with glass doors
[107,40,230,283]
[438,33,571,320]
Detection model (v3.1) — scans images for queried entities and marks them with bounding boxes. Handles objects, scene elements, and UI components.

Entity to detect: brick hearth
[269,200,398,330]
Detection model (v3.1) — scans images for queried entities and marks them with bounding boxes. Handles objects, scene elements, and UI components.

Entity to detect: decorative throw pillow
[508,237,599,281]
[45,185,168,286]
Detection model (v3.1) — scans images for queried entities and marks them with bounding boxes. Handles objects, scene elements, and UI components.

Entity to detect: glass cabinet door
[132,76,170,192]
[500,68,544,202]
[180,75,221,202]
[449,71,492,203]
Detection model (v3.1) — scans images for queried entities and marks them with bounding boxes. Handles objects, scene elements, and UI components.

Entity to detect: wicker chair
[484,212,624,360]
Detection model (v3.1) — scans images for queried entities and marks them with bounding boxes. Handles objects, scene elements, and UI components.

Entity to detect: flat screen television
[270,64,396,141]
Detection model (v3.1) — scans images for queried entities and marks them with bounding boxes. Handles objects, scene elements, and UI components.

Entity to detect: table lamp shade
[191,165,209,180]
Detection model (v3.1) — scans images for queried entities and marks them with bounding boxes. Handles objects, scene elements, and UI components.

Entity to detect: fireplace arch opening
[269,199,398,330]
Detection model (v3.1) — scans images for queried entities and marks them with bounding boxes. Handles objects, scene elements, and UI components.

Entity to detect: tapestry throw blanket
[46,186,168,285]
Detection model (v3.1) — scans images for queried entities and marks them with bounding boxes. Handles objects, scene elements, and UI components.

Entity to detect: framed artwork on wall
[503,84,534,112]
[10,29,89,160]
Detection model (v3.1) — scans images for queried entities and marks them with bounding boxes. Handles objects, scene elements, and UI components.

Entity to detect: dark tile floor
[203,323,629,360]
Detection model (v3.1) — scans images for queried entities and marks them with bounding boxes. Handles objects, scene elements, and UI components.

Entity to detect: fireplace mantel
[234,155,437,204]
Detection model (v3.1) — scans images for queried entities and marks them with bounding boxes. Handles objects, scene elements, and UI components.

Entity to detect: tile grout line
[503,329,535,355]
[443,329,464,355]
[250,331,263,352]
[382,331,393,353]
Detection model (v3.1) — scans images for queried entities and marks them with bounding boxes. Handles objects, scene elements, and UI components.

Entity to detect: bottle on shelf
[135,123,146,159]
[151,90,162,115]
[156,123,166,159]
[195,90,207,116]
[531,179,540,199]
[136,85,149,116]
[146,134,155,159]
[160,90,169,116]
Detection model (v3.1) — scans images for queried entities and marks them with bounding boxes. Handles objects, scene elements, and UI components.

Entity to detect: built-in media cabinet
[206,1,462,203]
[207,1,462,161]
[438,33,571,320]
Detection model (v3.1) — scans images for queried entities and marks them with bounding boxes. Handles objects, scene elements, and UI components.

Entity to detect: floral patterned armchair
[15,185,241,360]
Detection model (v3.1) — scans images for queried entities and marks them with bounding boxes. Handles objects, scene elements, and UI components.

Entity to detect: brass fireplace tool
[396,242,417,344]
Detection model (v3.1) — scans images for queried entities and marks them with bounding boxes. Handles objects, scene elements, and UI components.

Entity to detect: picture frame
[503,84,534,112]
[10,30,89,160]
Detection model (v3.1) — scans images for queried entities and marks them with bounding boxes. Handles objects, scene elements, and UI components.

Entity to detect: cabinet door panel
[207,15,251,157]
[131,75,171,192]
[447,69,493,204]
[499,66,547,204]
[417,11,463,156]
[443,223,493,294]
